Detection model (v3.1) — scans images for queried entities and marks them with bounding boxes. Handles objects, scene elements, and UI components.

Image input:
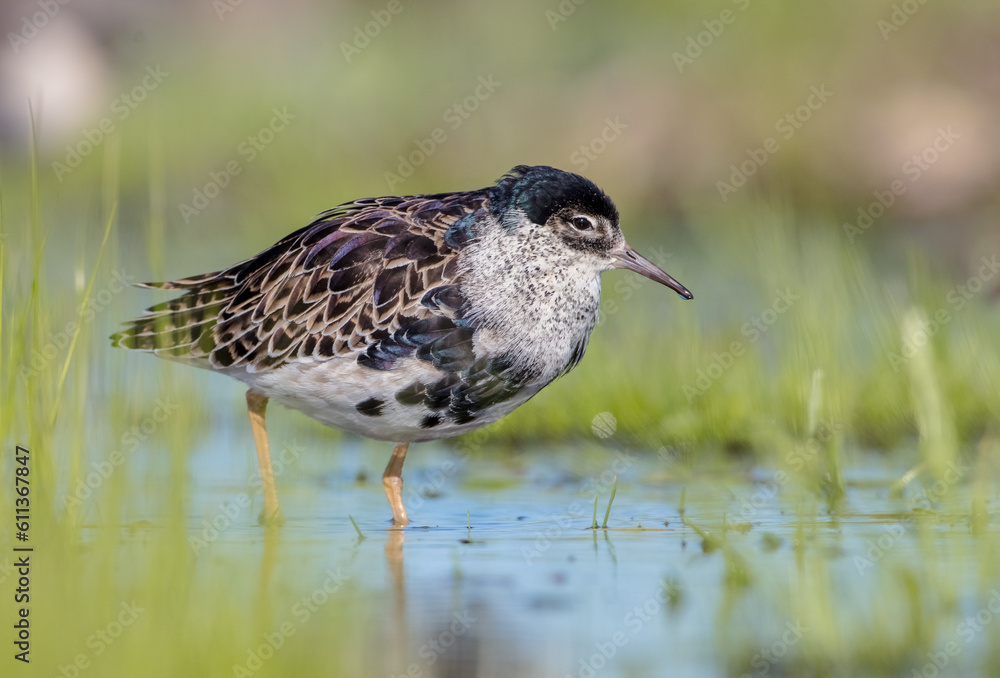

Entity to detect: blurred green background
[3,1,1000,677]
[3,0,999,457]
[4,0,999,456]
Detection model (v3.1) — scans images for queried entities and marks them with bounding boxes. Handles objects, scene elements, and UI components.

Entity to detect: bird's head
[487,165,693,299]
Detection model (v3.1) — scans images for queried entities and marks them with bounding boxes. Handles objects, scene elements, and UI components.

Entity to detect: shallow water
[113,436,992,678]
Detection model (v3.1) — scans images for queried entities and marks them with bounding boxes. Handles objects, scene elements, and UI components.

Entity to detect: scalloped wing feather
[111,192,488,373]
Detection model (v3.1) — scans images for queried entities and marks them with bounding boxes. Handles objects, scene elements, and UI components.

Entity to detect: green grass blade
[349,515,364,540]
[48,201,118,427]
[601,475,618,529]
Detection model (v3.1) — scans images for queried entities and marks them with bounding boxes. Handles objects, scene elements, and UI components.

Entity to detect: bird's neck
[458,222,602,383]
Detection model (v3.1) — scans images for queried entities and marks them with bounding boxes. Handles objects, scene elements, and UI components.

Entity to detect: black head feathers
[488,165,619,227]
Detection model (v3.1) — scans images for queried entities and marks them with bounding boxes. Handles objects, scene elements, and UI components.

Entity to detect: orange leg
[382,443,410,527]
[246,390,283,525]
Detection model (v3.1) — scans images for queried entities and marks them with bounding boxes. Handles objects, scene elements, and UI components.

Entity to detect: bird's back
[112,191,485,373]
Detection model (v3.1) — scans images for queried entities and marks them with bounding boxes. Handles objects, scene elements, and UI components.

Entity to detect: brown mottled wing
[112,191,487,373]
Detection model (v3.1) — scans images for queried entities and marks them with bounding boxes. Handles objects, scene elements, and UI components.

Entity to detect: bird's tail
[110,272,238,362]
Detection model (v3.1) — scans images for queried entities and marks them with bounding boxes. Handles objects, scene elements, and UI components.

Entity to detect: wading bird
[112,165,692,526]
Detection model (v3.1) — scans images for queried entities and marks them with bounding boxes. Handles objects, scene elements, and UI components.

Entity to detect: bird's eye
[570,216,595,231]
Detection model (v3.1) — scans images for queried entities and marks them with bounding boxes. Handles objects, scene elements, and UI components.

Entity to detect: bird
[111,165,692,527]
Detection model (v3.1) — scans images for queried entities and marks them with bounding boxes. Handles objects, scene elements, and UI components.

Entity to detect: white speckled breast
[458,213,602,384]
[238,357,540,443]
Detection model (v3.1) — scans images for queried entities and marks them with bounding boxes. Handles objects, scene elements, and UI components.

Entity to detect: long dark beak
[612,246,693,300]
